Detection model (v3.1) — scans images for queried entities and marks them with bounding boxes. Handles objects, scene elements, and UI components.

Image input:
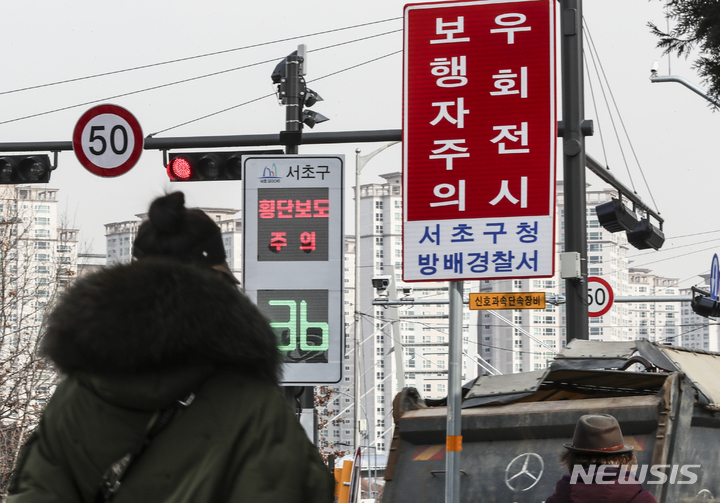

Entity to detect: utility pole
[354,143,399,453]
[560,0,590,342]
[280,44,316,439]
[445,280,463,503]
[282,46,304,155]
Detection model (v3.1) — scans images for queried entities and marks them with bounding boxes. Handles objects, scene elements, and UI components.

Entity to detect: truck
[382,339,720,502]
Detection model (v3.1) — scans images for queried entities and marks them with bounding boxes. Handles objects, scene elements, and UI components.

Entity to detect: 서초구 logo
[259,165,281,183]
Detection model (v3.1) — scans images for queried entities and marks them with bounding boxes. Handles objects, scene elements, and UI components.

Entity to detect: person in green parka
[8,192,334,503]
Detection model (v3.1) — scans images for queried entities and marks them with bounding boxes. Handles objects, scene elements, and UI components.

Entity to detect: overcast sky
[0,0,715,287]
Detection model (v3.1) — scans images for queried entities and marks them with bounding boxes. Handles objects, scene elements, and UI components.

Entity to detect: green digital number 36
[269,299,329,352]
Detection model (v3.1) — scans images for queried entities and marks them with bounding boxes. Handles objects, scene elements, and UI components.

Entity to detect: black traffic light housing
[691,287,720,318]
[0,155,53,184]
[595,197,637,233]
[594,195,664,251]
[626,218,665,251]
[166,150,283,181]
[272,48,329,130]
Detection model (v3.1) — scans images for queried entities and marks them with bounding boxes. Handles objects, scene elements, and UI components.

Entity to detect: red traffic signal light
[166,151,283,182]
[0,155,53,184]
[167,152,242,181]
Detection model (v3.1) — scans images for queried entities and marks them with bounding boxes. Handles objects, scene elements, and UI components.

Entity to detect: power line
[151,50,402,136]
[0,32,402,130]
[583,16,661,214]
[0,18,402,96]
[632,243,720,268]
[631,236,720,257]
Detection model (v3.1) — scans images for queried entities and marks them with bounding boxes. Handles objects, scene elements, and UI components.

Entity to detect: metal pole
[445,280,463,503]
[650,74,720,107]
[560,0,589,342]
[387,266,405,392]
[283,52,302,155]
[354,150,363,455]
[281,47,316,438]
[354,143,399,454]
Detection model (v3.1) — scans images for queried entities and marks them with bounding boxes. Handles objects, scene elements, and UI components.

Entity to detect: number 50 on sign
[587,276,614,318]
[72,104,144,178]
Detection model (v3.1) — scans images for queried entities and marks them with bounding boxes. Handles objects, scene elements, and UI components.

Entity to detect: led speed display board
[243,155,344,385]
[403,0,556,282]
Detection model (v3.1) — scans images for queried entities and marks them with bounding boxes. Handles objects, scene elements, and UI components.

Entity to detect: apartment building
[105,207,242,280]
[0,185,79,418]
[321,173,482,458]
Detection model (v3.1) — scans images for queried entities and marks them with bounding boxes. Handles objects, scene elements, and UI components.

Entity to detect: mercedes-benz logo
[695,489,714,500]
[505,453,544,492]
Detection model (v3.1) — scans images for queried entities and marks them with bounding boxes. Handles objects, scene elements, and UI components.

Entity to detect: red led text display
[257,187,329,261]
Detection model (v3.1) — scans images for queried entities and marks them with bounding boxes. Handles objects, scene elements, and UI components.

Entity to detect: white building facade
[0,185,79,417]
[105,207,242,281]
[321,173,483,458]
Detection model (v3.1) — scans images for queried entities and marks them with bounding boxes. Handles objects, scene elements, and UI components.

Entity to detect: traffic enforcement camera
[0,155,52,184]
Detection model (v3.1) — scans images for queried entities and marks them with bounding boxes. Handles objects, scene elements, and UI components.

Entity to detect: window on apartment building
[375,201,383,209]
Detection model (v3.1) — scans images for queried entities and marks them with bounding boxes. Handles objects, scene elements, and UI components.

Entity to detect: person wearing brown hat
[8,192,334,503]
[545,414,657,502]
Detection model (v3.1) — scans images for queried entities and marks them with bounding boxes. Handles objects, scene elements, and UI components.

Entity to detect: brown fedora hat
[564,414,634,454]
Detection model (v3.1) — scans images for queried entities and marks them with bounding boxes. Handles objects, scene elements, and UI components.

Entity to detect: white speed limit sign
[73,104,143,177]
[588,276,614,318]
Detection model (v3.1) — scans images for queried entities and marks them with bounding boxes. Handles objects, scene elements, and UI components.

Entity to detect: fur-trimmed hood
[42,259,281,386]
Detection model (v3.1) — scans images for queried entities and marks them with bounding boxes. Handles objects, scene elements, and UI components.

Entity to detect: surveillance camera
[650,60,659,74]
[372,275,392,291]
[402,287,413,296]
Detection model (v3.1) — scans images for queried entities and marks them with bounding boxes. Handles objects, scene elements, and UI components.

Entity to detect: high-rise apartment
[105,207,242,280]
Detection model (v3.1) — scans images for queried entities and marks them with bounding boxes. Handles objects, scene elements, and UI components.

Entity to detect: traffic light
[0,155,52,184]
[626,218,665,250]
[691,293,720,318]
[166,150,284,182]
[167,152,243,181]
[271,47,329,130]
[595,198,637,233]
